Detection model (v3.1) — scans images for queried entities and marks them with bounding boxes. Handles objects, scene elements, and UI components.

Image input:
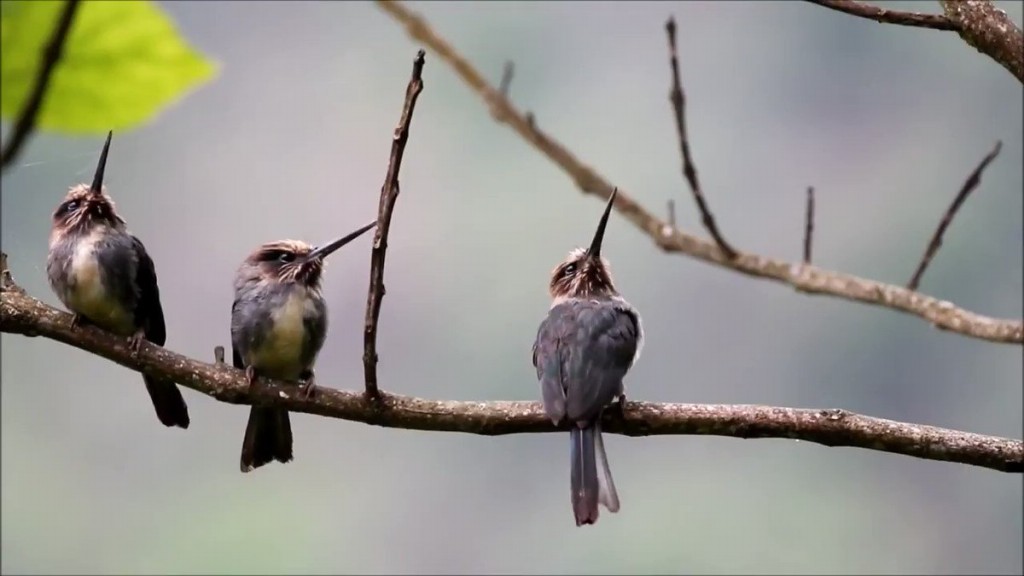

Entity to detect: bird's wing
[533,304,572,424]
[230,293,248,370]
[563,300,640,424]
[300,296,328,371]
[232,346,245,371]
[130,235,166,346]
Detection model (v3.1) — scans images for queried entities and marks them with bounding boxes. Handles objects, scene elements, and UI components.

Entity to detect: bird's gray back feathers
[532,297,642,426]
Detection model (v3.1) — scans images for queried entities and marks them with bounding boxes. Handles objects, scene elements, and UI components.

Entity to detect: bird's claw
[127,330,145,354]
[70,314,83,330]
[245,365,258,390]
[300,382,317,400]
[299,371,317,400]
[614,393,628,419]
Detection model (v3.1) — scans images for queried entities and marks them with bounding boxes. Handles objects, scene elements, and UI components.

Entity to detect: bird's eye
[59,200,79,216]
[562,263,577,277]
[278,252,296,263]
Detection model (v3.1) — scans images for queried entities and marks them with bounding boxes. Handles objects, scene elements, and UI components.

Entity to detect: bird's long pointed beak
[306,221,377,261]
[587,188,618,259]
[90,131,113,196]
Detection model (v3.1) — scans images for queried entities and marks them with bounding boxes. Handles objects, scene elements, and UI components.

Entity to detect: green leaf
[1,0,218,134]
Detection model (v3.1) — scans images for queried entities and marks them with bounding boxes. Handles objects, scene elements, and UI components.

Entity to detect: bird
[46,130,190,429]
[232,221,376,473]
[531,188,644,526]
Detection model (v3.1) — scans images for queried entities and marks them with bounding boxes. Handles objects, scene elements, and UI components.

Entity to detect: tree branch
[375,0,1023,345]
[362,49,427,400]
[665,16,737,259]
[498,60,514,98]
[1,283,1020,472]
[805,0,958,31]
[908,141,1002,291]
[804,186,815,265]
[941,0,1024,83]
[0,0,82,172]
[805,0,1024,84]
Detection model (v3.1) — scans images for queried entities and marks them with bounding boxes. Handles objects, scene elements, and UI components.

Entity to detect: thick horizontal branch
[376,0,1023,345]
[2,285,1021,472]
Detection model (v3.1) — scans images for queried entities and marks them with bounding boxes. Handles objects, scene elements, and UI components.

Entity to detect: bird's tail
[143,375,190,429]
[570,421,620,526]
[240,406,293,473]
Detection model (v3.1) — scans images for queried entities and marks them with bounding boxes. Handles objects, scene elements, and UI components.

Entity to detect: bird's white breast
[66,229,132,333]
[252,288,317,378]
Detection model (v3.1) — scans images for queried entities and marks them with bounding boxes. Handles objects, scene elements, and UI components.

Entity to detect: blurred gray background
[2,1,1022,574]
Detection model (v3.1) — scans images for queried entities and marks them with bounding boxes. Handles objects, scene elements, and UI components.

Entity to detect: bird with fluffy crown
[231,223,376,473]
[46,131,191,430]
[532,188,644,526]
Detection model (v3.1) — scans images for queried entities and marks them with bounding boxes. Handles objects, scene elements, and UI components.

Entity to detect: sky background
[2,1,1022,574]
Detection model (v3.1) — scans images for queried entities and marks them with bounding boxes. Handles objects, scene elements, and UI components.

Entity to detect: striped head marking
[243,221,376,288]
[247,240,323,287]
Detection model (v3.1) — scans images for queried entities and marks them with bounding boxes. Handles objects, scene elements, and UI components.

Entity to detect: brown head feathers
[51,131,125,236]
[548,189,620,300]
[243,222,376,287]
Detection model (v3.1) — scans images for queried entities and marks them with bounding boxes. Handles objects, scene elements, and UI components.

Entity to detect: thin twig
[804,186,815,265]
[1,252,12,291]
[498,60,514,98]
[908,141,1003,291]
[805,0,958,31]
[665,16,737,259]
[667,199,677,228]
[376,1,1023,345]
[363,50,427,400]
[0,0,82,172]
[1,288,1020,472]
[807,0,1023,84]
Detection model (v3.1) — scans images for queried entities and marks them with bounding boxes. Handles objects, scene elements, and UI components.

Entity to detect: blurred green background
[2,1,1022,574]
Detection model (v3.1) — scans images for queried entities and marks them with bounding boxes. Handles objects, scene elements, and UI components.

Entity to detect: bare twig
[667,199,677,228]
[498,60,514,98]
[2,287,1020,472]
[376,0,1024,345]
[1,252,23,295]
[1,252,12,290]
[804,186,815,265]
[363,49,427,400]
[0,0,82,172]
[908,141,1003,291]
[805,0,958,30]
[665,16,737,259]
[941,0,1024,83]
[805,0,1024,84]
